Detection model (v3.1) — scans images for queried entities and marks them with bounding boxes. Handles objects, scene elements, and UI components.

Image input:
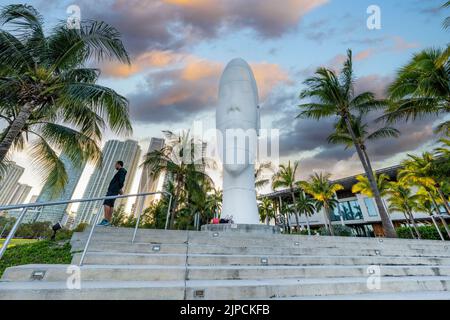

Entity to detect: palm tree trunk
[169,175,183,229]
[290,190,300,232]
[324,203,334,236]
[436,187,450,215]
[407,210,421,240]
[343,116,397,238]
[0,103,33,162]
[402,212,416,239]
[427,189,450,238]
[305,212,311,235]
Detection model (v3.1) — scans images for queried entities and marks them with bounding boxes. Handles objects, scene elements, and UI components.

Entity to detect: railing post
[132,194,147,244]
[431,215,445,241]
[78,205,103,266]
[165,193,173,230]
[0,208,28,260]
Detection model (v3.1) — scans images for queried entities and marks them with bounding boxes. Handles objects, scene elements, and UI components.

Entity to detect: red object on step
[212,218,220,224]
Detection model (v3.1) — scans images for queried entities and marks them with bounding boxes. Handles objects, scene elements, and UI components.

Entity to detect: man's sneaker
[97,219,108,226]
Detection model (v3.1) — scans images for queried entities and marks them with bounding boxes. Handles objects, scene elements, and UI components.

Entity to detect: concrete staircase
[1,227,450,299]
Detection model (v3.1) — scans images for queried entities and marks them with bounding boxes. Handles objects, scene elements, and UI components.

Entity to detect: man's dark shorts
[103,192,118,207]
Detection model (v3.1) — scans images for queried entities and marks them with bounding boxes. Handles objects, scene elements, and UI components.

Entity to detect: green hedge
[396,225,450,240]
[0,240,72,277]
[294,225,354,237]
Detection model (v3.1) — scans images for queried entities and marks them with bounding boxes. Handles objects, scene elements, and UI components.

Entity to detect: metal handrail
[0,191,173,262]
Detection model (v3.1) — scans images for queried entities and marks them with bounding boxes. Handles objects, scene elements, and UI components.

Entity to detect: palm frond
[36,122,102,165]
[48,20,130,71]
[366,126,400,140]
[30,137,68,199]
[59,82,132,135]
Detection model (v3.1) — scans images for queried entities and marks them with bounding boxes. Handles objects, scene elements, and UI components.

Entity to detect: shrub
[73,223,88,233]
[318,225,354,237]
[396,225,450,240]
[15,222,51,239]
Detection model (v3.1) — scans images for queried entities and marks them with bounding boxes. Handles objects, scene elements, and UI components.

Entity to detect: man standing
[98,161,127,226]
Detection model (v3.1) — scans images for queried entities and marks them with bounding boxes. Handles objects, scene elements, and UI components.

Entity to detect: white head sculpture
[217,58,260,224]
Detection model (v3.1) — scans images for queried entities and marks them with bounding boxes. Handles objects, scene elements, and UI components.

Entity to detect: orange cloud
[101,50,184,78]
[180,59,222,81]
[251,63,291,99]
[354,49,374,61]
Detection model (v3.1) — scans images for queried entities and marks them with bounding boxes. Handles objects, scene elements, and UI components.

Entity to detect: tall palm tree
[399,152,450,237]
[141,131,213,229]
[400,153,450,214]
[416,187,446,240]
[328,115,400,174]
[295,191,315,235]
[299,172,343,236]
[255,161,274,191]
[386,181,421,239]
[258,197,275,225]
[297,49,397,238]
[385,48,449,135]
[272,161,301,231]
[0,4,131,193]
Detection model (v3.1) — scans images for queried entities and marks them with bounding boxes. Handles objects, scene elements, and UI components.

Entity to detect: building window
[332,200,364,221]
[364,198,378,217]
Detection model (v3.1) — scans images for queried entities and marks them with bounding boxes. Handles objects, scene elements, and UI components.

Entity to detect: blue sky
[0,0,448,203]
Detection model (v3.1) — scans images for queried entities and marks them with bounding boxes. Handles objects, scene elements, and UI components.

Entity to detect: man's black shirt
[107,167,127,194]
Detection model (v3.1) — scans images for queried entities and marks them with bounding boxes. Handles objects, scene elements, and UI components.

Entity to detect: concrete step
[5,264,450,282]
[282,291,450,300]
[71,252,450,267]
[71,240,450,258]
[1,276,450,299]
[75,227,450,248]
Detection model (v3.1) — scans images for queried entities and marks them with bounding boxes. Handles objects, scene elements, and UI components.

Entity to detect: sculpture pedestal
[201,224,281,235]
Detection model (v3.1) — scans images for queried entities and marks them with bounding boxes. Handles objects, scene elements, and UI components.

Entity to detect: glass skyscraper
[33,154,86,225]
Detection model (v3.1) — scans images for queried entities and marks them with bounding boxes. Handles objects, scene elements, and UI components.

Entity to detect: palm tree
[258,198,275,225]
[295,191,315,235]
[299,172,344,236]
[297,49,397,238]
[272,161,301,231]
[400,153,450,214]
[141,131,213,229]
[399,152,450,237]
[206,187,223,219]
[255,161,274,191]
[385,48,449,135]
[352,172,392,214]
[328,115,400,174]
[0,4,131,194]
[386,181,421,239]
[416,188,446,240]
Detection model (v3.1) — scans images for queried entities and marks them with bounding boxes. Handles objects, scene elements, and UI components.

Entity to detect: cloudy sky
[2,0,449,202]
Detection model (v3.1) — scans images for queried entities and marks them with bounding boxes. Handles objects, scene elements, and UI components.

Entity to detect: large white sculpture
[217,58,260,225]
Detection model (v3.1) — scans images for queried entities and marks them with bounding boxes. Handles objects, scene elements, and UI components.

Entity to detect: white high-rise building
[33,153,86,225]
[134,138,165,216]
[8,184,32,205]
[0,162,25,206]
[75,140,141,225]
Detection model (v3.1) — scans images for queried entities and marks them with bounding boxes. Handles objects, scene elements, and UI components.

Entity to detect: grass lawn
[0,240,73,277]
[0,238,38,249]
